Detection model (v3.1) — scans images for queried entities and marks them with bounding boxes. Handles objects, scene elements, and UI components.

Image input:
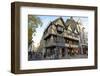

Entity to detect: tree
[28,15,42,45]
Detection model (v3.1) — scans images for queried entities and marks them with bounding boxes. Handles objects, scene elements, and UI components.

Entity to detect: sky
[29,15,88,47]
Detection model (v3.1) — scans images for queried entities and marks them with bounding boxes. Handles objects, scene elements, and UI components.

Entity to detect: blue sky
[30,15,88,47]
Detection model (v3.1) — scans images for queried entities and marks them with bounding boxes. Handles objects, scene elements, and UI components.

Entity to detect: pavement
[28,53,88,61]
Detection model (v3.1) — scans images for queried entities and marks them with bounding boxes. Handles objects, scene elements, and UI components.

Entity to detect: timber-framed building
[38,17,88,59]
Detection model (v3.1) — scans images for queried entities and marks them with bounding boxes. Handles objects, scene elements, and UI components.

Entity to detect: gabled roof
[43,17,66,35]
[52,17,66,28]
[43,17,81,35]
[65,17,80,34]
[43,22,53,35]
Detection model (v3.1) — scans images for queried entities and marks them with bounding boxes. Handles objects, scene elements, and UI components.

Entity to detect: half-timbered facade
[38,17,88,59]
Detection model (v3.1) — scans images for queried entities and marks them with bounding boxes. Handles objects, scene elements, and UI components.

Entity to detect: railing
[45,41,65,47]
[45,40,79,48]
[65,44,79,48]
[64,33,79,40]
